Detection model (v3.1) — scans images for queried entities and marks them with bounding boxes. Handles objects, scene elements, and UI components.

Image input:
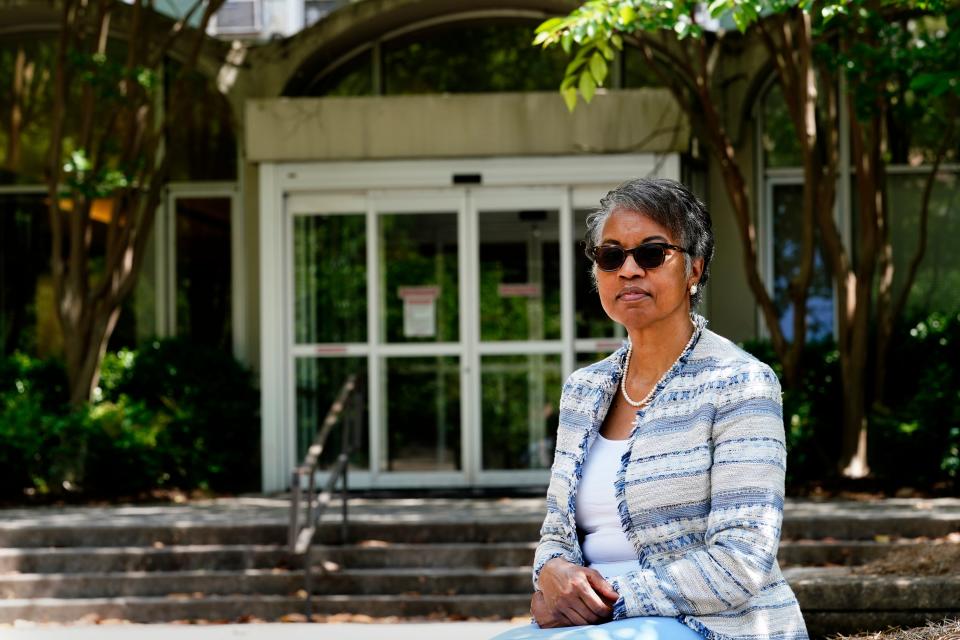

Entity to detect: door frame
[162,182,245,362]
[259,154,680,491]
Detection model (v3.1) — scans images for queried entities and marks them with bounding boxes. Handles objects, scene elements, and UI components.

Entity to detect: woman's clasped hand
[531,558,620,628]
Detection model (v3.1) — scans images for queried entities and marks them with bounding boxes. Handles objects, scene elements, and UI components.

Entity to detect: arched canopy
[248,0,578,97]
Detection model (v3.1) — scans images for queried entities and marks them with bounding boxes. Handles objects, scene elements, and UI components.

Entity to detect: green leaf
[598,42,616,61]
[708,0,728,17]
[562,31,573,54]
[590,52,608,86]
[619,4,637,25]
[562,86,578,112]
[533,31,551,46]
[579,71,597,102]
[565,56,588,76]
[535,17,565,34]
[611,34,624,50]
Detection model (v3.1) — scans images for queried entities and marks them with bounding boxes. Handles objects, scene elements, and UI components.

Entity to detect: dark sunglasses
[587,242,690,271]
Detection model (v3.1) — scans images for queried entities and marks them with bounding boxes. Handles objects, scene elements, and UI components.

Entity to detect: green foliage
[0,338,259,500]
[871,311,960,490]
[535,0,960,131]
[742,310,960,492]
[740,338,843,487]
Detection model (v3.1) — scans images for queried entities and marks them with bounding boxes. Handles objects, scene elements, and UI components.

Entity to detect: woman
[493,178,807,640]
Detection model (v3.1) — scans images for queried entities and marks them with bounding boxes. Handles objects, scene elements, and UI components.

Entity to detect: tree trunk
[839,349,870,477]
[5,45,26,172]
[45,0,225,406]
[64,302,122,405]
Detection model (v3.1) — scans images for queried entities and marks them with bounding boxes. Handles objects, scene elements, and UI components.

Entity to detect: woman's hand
[534,558,620,627]
[530,590,567,628]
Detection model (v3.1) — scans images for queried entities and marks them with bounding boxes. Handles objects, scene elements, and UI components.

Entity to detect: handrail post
[306,469,316,533]
[289,469,301,550]
[286,374,359,621]
[304,546,313,618]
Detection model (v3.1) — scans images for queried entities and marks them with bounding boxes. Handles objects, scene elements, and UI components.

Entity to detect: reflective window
[0,38,56,185]
[293,213,367,344]
[295,356,369,468]
[379,212,459,343]
[761,84,803,169]
[853,172,960,316]
[770,184,834,341]
[382,22,568,95]
[165,70,238,181]
[481,354,562,470]
[575,209,619,339]
[382,356,460,471]
[0,194,150,357]
[174,198,232,350]
[478,209,561,342]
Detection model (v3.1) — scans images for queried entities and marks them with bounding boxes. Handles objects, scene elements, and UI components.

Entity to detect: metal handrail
[287,374,361,617]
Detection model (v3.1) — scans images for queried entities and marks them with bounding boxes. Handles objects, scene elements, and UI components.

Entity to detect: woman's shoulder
[694,327,781,388]
[569,341,627,380]
[565,344,627,388]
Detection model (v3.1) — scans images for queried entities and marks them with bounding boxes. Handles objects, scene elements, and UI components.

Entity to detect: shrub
[871,311,960,491]
[740,338,844,488]
[0,338,259,500]
[742,310,960,493]
[98,338,261,492]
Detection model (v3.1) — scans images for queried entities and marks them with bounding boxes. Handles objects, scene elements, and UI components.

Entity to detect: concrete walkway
[0,622,519,639]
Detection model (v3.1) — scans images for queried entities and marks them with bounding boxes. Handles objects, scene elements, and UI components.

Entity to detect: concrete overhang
[245,89,688,162]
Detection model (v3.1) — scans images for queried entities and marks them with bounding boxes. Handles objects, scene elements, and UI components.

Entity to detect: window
[288,18,664,98]
[759,79,960,340]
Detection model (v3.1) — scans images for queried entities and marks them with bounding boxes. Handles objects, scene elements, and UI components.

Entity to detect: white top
[575,434,640,578]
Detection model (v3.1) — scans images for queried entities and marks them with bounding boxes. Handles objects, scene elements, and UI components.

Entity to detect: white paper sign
[403,298,436,337]
[397,286,440,338]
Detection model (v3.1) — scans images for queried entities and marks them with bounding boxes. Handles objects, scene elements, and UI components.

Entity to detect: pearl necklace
[621,320,697,408]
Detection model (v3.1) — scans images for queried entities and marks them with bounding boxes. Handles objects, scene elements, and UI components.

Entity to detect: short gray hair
[584,178,715,307]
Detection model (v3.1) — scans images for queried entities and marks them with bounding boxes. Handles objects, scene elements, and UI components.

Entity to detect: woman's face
[595,208,702,332]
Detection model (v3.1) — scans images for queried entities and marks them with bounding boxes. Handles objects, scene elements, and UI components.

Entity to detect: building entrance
[258,155,679,490]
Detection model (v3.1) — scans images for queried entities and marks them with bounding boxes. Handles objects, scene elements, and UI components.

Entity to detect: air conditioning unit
[212,0,261,35]
[304,0,342,27]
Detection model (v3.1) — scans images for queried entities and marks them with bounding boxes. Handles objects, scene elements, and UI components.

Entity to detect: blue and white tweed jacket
[533,314,808,640]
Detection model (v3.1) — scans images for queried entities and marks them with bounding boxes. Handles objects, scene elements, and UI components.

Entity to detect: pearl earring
[690,283,698,295]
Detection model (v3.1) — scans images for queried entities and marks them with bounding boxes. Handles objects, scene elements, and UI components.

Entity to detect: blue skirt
[490,617,703,640]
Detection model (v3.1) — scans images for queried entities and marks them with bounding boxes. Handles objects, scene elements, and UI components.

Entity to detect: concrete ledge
[244,90,688,162]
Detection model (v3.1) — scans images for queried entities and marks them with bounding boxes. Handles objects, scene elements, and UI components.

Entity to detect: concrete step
[0,521,540,549]
[777,539,944,567]
[0,569,303,599]
[0,537,943,577]
[0,594,530,624]
[313,542,537,569]
[0,545,295,574]
[0,524,289,549]
[788,567,960,610]
[3,511,958,549]
[0,567,532,600]
[313,568,531,596]
[788,567,960,636]
[1,571,959,636]
[317,539,941,570]
[781,516,960,541]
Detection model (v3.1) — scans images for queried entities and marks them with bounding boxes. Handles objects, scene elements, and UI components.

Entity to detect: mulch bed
[832,619,960,640]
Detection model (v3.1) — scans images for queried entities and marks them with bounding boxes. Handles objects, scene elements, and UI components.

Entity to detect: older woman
[493,178,808,640]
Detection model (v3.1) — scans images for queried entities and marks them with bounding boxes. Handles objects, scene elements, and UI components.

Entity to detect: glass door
[470,188,570,482]
[371,191,466,479]
[287,190,468,486]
